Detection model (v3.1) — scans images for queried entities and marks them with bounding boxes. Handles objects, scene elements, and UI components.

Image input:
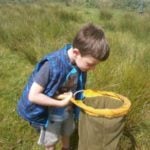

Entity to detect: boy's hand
[59,92,73,107]
[56,92,72,100]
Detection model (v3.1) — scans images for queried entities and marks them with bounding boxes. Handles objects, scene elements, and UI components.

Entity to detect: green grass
[0,2,149,150]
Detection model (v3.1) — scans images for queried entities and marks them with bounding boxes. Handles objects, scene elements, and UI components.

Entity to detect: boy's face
[75,53,99,72]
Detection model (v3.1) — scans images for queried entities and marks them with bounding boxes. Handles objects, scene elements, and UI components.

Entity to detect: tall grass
[89,9,150,149]
[0,2,149,150]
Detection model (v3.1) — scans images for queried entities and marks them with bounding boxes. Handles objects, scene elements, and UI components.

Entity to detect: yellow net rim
[71,89,131,118]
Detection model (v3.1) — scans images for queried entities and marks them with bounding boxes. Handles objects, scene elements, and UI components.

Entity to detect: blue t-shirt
[17,44,86,126]
[34,58,79,122]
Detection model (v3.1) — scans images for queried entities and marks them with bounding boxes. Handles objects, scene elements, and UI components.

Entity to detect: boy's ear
[72,48,81,56]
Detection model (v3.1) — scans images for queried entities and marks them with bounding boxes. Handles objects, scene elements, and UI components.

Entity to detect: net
[73,90,131,150]
[56,89,131,150]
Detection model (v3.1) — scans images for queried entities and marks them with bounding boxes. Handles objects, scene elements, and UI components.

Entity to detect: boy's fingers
[55,92,73,100]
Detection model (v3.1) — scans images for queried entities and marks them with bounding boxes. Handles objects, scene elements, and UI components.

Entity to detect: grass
[0,1,149,150]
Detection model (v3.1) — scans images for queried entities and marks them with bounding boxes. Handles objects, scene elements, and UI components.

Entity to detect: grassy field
[0,1,149,150]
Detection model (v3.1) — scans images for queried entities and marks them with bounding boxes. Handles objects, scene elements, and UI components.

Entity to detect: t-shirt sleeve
[34,61,50,88]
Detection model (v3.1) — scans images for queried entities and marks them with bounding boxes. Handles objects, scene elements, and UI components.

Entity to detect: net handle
[73,90,84,97]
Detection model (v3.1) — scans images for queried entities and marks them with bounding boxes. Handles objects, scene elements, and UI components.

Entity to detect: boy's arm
[28,82,72,107]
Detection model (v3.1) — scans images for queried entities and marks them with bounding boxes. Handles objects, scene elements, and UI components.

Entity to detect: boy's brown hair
[73,23,110,61]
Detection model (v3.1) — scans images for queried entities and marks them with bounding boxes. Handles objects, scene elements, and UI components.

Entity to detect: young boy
[17,23,110,150]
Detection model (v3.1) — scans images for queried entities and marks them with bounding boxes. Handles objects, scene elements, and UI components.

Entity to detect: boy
[17,23,110,150]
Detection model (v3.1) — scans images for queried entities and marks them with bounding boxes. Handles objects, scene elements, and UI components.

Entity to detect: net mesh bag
[72,90,131,150]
